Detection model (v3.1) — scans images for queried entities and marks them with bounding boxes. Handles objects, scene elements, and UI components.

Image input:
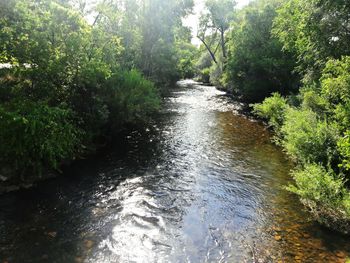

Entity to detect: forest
[1,0,350,247]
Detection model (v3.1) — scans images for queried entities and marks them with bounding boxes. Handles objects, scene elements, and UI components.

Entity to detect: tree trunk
[220,27,226,59]
[197,36,218,64]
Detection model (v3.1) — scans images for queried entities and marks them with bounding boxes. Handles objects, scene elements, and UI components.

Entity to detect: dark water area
[1,80,350,262]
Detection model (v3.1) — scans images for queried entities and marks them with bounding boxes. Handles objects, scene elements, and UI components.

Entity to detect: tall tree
[273,0,350,81]
[93,0,194,87]
[225,0,299,102]
[197,0,235,64]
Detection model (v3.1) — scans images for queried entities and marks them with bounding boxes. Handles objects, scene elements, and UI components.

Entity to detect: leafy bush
[178,57,195,79]
[195,52,213,83]
[0,101,82,178]
[253,92,289,133]
[106,70,160,132]
[281,108,339,165]
[288,164,350,233]
[320,56,350,130]
[338,131,350,171]
[199,68,211,83]
[176,42,197,79]
[196,52,213,72]
[288,164,345,205]
[300,87,328,116]
[209,62,223,87]
[321,57,350,105]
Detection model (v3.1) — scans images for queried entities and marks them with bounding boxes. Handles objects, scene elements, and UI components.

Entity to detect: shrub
[199,68,210,83]
[106,70,160,132]
[176,42,197,79]
[300,87,328,116]
[288,164,345,205]
[288,164,350,233]
[320,56,350,130]
[321,56,350,106]
[0,101,82,178]
[209,62,223,87]
[178,57,195,79]
[338,131,350,171]
[252,92,289,133]
[281,108,340,165]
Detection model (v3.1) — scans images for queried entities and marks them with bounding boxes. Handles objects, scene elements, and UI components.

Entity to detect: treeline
[0,0,196,183]
[197,0,350,233]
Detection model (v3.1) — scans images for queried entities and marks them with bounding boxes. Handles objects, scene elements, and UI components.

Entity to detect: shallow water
[1,80,350,262]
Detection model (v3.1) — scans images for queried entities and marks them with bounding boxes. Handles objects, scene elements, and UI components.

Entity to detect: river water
[1,80,350,262]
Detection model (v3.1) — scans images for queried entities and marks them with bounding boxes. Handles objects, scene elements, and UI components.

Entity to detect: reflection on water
[0,80,350,262]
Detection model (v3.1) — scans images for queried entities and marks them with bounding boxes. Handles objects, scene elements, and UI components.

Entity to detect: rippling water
[1,80,350,262]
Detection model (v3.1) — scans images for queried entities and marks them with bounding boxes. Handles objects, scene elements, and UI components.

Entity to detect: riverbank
[0,124,154,195]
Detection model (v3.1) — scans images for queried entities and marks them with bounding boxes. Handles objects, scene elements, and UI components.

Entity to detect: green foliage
[255,0,350,231]
[196,0,235,78]
[209,62,223,87]
[137,0,195,87]
[321,57,350,105]
[176,42,197,79]
[200,68,211,83]
[288,164,350,232]
[0,0,177,181]
[106,70,161,131]
[288,164,345,207]
[300,87,328,116]
[205,0,235,31]
[0,101,82,176]
[195,52,213,83]
[338,131,350,171]
[225,0,298,102]
[319,57,350,130]
[252,93,289,132]
[196,52,214,71]
[273,0,350,80]
[281,108,339,165]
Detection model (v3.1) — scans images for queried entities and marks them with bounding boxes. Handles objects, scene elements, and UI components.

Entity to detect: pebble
[302,233,311,239]
[84,240,94,249]
[47,231,57,238]
[335,251,346,258]
[0,175,8,182]
[272,226,282,232]
[274,235,282,241]
[75,257,84,263]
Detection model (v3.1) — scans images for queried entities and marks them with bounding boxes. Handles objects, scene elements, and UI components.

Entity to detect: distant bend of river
[0,80,350,262]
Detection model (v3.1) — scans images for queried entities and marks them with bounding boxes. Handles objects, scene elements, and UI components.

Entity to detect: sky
[183,0,251,46]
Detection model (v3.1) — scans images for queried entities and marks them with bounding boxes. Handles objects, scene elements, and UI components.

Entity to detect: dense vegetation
[197,0,350,233]
[0,0,196,184]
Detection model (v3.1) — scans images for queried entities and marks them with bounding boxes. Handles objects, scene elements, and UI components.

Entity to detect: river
[1,80,350,262]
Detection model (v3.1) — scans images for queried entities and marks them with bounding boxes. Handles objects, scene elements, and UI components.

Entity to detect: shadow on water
[0,80,350,262]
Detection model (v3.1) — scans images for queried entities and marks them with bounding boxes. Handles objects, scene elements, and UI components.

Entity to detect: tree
[94,0,194,87]
[197,0,235,64]
[273,0,350,81]
[224,0,299,102]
